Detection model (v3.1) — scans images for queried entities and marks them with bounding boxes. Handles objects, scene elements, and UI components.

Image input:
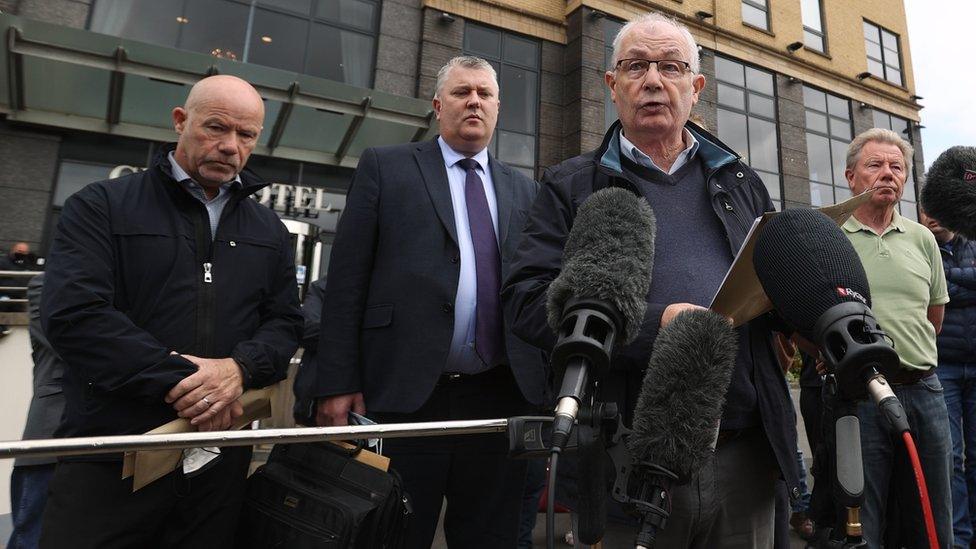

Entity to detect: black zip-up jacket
[502,121,800,499]
[937,236,976,364]
[42,144,302,442]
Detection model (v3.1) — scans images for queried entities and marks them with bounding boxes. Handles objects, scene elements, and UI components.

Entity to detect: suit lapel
[414,139,458,246]
[489,155,515,246]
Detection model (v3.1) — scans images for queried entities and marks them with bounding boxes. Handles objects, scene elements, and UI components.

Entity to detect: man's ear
[432,96,442,121]
[172,107,187,134]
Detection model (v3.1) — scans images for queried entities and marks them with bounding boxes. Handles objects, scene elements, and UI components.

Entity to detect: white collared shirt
[437,136,500,374]
[619,129,700,175]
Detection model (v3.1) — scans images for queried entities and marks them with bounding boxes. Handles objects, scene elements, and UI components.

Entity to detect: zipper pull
[203,262,213,283]
[723,200,734,212]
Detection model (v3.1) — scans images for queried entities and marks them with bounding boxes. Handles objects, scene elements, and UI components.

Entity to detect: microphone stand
[824,377,867,548]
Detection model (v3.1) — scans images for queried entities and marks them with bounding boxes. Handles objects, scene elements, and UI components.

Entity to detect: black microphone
[921,146,976,239]
[545,186,656,451]
[752,208,908,433]
[624,308,738,547]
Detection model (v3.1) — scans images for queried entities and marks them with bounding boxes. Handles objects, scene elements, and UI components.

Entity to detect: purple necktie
[457,158,504,367]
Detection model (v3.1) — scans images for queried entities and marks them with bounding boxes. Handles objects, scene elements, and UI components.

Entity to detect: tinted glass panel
[259,0,312,15]
[759,171,781,201]
[868,59,885,78]
[830,140,849,186]
[497,130,535,168]
[873,110,890,130]
[179,0,249,60]
[882,30,898,50]
[465,24,501,59]
[810,182,834,207]
[315,0,376,32]
[805,111,828,134]
[715,57,745,86]
[504,34,539,68]
[748,118,778,172]
[306,24,374,87]
[885,48,901,69]
[888,68,902,85]
[745,67,774,95]
[717,109,749,161]
[827,95,849,119]
[90,0,182,47]
[54,161,119,206]
[498,65,538,134]
[749,93,775,118]
[806,133,831,184]
[865,41,883,61]
[742,4,768,29]
[248,8,309,73]
[804,29,824,52]
[900,201,918,222]
[801,0,823,31]
[802,87,826,111]
[829,117,852,141]
[863,21,877,39]
[718,84,745,110]
[835,186,852,201]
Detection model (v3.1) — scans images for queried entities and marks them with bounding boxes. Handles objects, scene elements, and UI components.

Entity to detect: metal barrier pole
[0,419,510,460]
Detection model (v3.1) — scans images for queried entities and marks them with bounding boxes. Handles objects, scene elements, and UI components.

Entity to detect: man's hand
[316,392,366,426]
[165,356,245,426]
[196,399,245,432]
[660,303,707,329]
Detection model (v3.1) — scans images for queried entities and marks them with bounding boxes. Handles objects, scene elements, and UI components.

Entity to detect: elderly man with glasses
[503,12,798,547]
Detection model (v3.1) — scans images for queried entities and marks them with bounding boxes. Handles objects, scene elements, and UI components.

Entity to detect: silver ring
[202,396,212,406]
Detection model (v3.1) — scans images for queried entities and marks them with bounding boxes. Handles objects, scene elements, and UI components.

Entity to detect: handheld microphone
[622,308,738,547]
[920,146,976,239]
[752,208,908,433]
[545,187,656,451]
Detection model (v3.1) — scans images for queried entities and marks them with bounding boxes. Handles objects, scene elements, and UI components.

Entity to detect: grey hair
[611,12,700,74]
[846,128,914,175]
[433,56,499,100]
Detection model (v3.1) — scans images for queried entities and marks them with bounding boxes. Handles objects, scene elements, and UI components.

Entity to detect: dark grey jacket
[16,273,66,467]
[313,138,548,412]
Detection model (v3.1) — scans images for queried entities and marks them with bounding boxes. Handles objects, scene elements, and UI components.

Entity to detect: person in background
[292,277,326,426]
[839,128,951,548]
[922,207,976,548]
[6,273,64,549]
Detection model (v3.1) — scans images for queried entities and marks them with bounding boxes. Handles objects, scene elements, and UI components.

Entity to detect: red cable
[902,431,939,549]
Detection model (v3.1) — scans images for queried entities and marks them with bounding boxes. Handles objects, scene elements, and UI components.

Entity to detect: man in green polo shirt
[840,128,951,548]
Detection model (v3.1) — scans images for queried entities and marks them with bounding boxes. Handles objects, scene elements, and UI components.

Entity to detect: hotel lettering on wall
[107,164,340,220]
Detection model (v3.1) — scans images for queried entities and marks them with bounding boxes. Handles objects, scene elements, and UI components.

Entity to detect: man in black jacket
[39,75,302,549]
[313,56,546,548]
[503,12,797,547]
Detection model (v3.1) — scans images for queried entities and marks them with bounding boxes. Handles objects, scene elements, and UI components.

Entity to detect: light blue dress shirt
[437,136,500,374]
[168,152,242,240]
[619,129,699,175]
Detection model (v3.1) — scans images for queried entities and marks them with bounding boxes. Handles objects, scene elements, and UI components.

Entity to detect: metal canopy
[0,13,437,169]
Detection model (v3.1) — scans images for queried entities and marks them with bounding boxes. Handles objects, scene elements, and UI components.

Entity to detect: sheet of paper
[708,190,875,327]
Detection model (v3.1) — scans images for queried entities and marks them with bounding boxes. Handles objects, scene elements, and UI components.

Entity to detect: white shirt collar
[167,151,242,186]
[437,136,490,172]
[619,128,699,175]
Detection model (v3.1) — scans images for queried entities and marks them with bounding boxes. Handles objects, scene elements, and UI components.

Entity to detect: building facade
[0,0,924,287]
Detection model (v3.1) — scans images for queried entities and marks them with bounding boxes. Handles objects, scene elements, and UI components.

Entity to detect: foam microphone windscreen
[752,208,871,341]
[627,309,738,482]
[921,146,976,239]
[546,187,656,344]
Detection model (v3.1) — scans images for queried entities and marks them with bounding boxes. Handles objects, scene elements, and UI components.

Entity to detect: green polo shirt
[842,210,949,371]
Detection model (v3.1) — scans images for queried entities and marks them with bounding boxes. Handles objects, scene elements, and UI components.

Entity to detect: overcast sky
[904,0,976,169]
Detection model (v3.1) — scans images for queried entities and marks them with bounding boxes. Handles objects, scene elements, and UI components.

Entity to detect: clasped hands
[165,355,245,432]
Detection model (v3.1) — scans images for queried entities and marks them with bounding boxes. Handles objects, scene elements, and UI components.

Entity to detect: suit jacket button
[451,255,459,263]
[442,303,454,313]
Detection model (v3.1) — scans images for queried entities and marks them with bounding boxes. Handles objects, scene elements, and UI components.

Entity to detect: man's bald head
[172,75,265,192]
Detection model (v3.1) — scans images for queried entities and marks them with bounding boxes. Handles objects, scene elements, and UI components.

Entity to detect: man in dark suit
[312,56,547,548]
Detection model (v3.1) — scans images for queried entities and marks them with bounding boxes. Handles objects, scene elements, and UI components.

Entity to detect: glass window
[801,0,826,52]
[741,0,769,30]
[715,56,782,208]
[89,0,381,88]
[803,86,853,205]
[862,21,903,85]
[248,8,309,74]
[306,22,375,88]
[465,23,540,175]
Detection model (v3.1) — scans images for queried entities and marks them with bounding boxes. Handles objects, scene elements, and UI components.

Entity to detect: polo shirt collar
[842,209,906,236]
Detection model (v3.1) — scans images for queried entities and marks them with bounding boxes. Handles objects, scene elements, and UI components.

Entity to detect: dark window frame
[741,0,771,32]
[862,19,904,86]
[801,0,828,54]
[462,22,542,178]
[714,54,783,208]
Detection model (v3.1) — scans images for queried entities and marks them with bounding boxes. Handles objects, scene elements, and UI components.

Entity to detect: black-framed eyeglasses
[614,58,692,80]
